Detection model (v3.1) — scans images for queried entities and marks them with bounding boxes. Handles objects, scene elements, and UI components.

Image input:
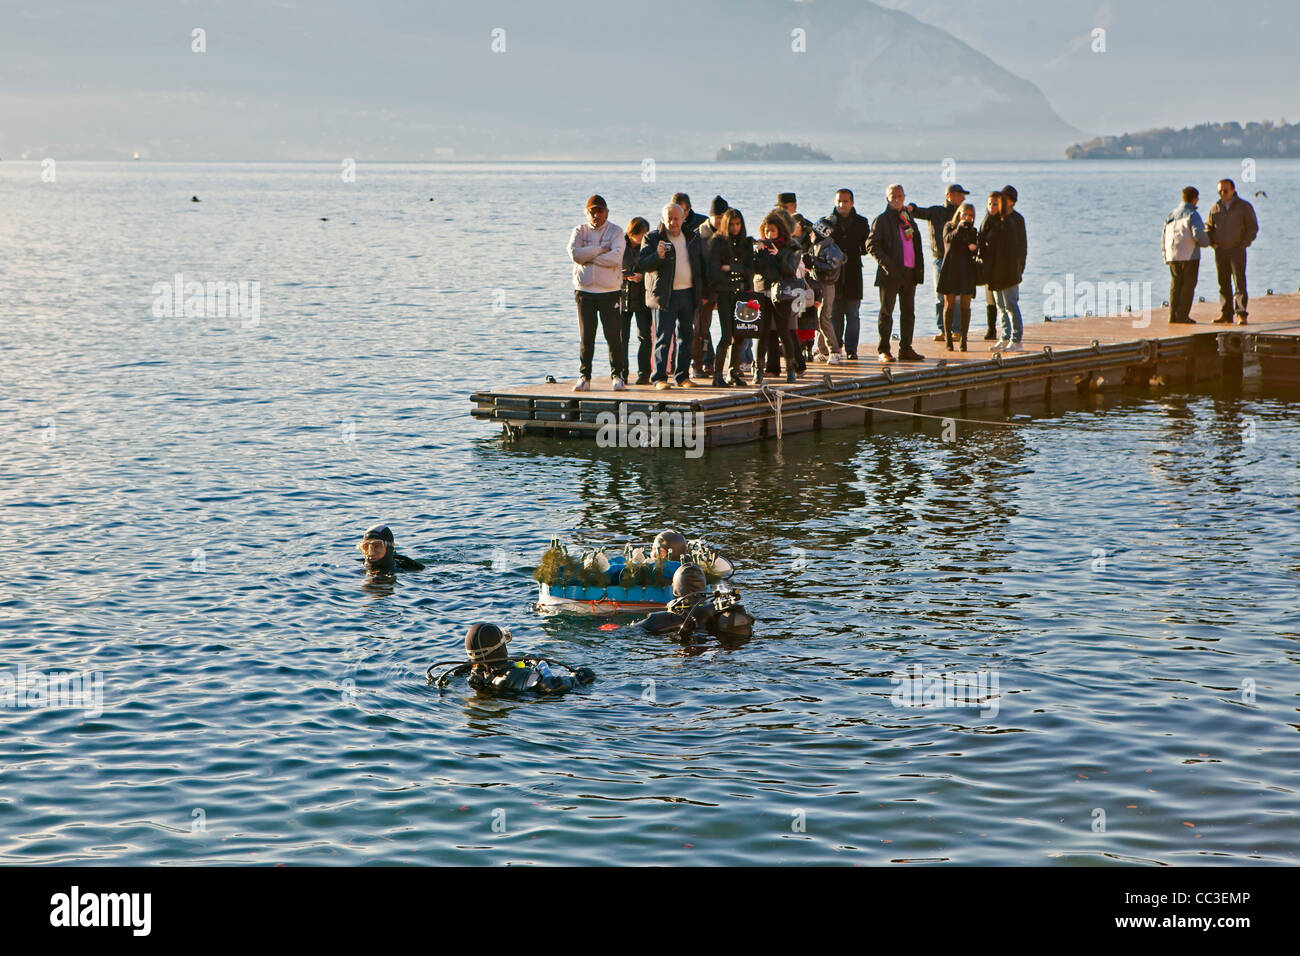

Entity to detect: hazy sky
[1,0,1294,160]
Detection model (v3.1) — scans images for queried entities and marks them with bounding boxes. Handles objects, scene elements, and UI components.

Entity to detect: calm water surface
[0,161,1297,864]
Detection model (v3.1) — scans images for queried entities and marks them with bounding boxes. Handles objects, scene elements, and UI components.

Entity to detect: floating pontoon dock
[471,294,1300,448]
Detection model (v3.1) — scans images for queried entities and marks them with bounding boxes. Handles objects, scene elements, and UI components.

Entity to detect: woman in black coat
[620,217,654,383]
[708,207,754,386]
[937,203,979,351]
[751,211,803,384]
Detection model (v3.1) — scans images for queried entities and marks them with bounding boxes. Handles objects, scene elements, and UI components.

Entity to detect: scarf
[899,208,915,241]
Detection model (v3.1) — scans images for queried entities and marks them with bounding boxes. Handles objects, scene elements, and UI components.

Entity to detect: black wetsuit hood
[362,524,397,572]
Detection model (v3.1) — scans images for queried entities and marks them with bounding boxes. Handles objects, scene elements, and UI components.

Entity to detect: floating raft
[473,296,1300,448]
[536,554,679,615]
[537,582,674,615]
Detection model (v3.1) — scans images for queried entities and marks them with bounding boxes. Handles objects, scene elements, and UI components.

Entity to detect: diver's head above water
[465,622,512,670]
[358,524,396,571]
[652,530,688,562]
[672,561,707,598]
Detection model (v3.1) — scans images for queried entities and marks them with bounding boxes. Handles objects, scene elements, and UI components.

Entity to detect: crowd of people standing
[568,184,1031,391]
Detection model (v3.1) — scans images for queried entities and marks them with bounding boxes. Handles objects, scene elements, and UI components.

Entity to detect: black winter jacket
[637,226,707,309]
[937,220,979,296]
[707,232,754,297]
[826,207,871,299]
[621,240,648,312]
[1003,209,1027,283]
[978,215,1019,292]
[683,209,707,238]
[867,206,925,288]
[751,237,801,294]
[911,200,963,260]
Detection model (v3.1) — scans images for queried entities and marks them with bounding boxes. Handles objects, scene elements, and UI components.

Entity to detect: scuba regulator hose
[425,656,589,691]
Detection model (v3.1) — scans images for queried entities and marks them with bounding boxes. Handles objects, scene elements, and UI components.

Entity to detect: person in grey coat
[1206,178,1259,324]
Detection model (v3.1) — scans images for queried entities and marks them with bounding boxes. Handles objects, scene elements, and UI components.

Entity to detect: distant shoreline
[11,156,1300,165]
[1067,119,1299,160]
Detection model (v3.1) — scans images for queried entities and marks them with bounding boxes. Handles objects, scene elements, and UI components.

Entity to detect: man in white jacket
[1162,186,1211,324]
[567,195,627,391]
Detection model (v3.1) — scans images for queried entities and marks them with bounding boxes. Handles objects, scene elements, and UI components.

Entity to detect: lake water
[0,160,1297,865]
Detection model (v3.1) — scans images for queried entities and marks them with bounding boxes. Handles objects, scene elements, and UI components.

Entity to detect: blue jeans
[994,285,1023,342]
[653,289,696,383]
[831,295,862,356]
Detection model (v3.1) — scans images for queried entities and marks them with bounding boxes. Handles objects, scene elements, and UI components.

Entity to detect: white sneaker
[573,377,591,391]
[827,352,844,366]
[612,377,626,391]
[1003,342,1024,353]
[813,352,829,363]
[990,340,1009,352]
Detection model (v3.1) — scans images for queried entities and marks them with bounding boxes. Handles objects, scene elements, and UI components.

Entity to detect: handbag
[770,279,812,310]
[733,299,761,339]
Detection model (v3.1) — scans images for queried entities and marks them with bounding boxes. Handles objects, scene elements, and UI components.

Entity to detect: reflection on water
[0,161,1296,865]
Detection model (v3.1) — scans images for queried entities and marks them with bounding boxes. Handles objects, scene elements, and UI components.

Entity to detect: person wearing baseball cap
[907,184,970,342]
[567,194,627,392]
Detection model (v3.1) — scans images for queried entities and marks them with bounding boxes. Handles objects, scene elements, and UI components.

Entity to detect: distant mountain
[874,0,1300,135]
[1067,120,1300,159]
[1,0,1081,160]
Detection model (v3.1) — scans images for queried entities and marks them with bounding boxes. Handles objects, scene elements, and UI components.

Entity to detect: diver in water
[357,524,425,572]
[651,529,688,561]
[426,623,596,696]
[638,561,755,643]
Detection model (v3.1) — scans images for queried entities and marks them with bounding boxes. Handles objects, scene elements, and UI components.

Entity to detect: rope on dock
[756,384,1022,429]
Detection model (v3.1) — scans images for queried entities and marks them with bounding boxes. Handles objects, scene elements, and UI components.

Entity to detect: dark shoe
[984,329,997,340]
[898,348,925,362]
[728,374,747,387]
[1213,316,1233,324]
[711,375,727,387]
[933,333,945,342]
[959,339,968,352]
[1235,314,1249,325]
[845,351,858,360]
[634,374,651,385]
[786,369,798,383]
[754,367,765,385]
[878,351,894,363]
